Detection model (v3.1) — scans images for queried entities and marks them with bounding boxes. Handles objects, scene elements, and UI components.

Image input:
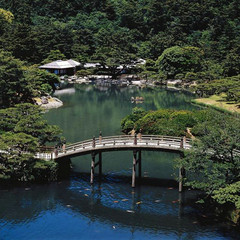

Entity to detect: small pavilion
[39,59,81,76]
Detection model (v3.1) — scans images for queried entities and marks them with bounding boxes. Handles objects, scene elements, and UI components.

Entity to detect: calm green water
[47,85,196,177]
[0,85,239,240]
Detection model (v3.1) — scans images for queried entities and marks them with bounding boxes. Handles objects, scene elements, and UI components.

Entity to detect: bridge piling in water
[138,150,142,178]
[90,153,95,184]
[90,151,103,184]
[179,150,186,192]
[179,167,183,192]
[132,150,142,187]
[132,150,137,187]
[179,167,186,192]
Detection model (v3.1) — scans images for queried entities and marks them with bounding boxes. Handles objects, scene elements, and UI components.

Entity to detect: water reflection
[0,178,238,239]
[50,85,197,142]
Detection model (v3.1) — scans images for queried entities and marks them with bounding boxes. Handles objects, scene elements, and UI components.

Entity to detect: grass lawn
[193,95,240,114]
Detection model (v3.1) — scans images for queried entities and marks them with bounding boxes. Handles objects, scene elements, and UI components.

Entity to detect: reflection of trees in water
[0,184,59,223]
[68,85,196,112]
[141,88,196,111]
[46,85,198,147]
[0,179,238,239]
[0,181,190,230]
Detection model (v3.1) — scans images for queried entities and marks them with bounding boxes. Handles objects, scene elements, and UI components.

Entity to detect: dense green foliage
[0,0,240,76]
[0,9,62,182]
[156,46,204,78]
[0,50,59,107]
[0,104,62,182]
[0,8,13,34]
[121,107,211,136]
[177,113,240,214]
[196,75,240,103]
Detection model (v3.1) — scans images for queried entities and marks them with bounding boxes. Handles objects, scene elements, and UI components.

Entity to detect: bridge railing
[57,135,191,155]
[35,152,53,160]
[35,135,240,160]
[64,135,189,147]
[34,135,192,159]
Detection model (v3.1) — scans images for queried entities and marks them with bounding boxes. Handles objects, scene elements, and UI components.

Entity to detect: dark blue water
[0,85,239,239]
[0,177,238,240]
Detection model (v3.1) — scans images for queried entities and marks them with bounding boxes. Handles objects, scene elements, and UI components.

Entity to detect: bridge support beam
[179,152,186,192]
[90,152,103,184]
[132,150,142,188]
[132,151,137,188]
[138,150,142,178]
[90,153,95,184]
[179,167,185,192]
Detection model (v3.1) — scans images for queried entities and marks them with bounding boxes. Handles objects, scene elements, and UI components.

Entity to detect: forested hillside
[0,0,240,77]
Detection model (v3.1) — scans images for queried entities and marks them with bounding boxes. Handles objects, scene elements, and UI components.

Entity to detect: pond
[0,85,238,240]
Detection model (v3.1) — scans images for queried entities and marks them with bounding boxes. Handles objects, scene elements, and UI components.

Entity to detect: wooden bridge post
[179,167,183,192]
[178,152,186,193]
[132,150,137,188]
[179,167,186,192]
[138,150,142,178]
[90,152,95,184]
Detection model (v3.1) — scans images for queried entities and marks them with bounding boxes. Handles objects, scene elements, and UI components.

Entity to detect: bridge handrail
[65,135,189,147]
[35,134,240,161]
[62,135,191,152]
[65,136,159,149]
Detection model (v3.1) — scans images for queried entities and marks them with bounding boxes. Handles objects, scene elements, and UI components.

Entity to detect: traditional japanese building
[39,59,81,76]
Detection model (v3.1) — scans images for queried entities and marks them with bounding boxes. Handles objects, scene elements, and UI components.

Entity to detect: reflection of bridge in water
[0,179,211,239]
[37,135,191,191]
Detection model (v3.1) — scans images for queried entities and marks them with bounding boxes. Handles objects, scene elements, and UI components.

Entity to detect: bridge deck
[34,135,240,190]
[36,135,191,160]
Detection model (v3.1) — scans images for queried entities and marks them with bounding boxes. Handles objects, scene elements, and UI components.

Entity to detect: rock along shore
[34,97,63,109]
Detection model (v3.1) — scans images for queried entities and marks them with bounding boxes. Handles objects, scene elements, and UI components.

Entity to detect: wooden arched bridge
[36,135,191,191]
